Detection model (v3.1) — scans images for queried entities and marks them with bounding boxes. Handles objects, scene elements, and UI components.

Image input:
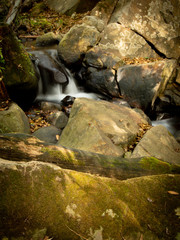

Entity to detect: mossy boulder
[0,159,180,239]
[0,103,30,134]
[0,24,38,109]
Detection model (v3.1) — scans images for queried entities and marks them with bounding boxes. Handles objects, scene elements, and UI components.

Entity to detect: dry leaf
[168,191,179,195]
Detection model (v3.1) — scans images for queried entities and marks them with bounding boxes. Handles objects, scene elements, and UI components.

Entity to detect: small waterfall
[29,48,98,103]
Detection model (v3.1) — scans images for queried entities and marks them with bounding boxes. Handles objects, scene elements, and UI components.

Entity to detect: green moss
[41,147,84,166]
[140,157,173,173]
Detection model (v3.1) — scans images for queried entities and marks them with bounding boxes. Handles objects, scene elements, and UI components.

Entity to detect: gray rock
[117,59,177,111]
[47,111,69,129]
[58,24,100,65]
[83,16,105,32]
[98,23,157,59]
[40,101,62,111]
[0,103,30,134]
[57,98,149,156]
[110,0,180,59]
[33,126,61,144]
[131,125,180,164]
[86,67,120,97]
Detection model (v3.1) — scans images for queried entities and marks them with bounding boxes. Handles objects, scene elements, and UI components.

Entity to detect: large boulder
[98,23,158,59]
[83,59,177,111]
[110,0,180,59]
[0,24,38,109]
[57,98,150,156]
[116,59,177,111]
[0,103,30,134]
[0,159,180,239]
[131,125,180,164]
[58,23,100,65]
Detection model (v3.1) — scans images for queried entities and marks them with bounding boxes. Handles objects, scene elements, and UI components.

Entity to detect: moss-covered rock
[0,103,30,134]
[0,159,179,239]
[0,24,38,109]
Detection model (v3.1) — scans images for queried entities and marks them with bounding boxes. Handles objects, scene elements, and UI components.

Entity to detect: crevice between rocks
[117,22,167,59]
[114,68,121,97]
[131,29,167,59]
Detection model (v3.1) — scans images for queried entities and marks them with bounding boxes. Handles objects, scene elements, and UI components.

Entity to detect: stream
[28,47,180,138]
[29,48,99,103]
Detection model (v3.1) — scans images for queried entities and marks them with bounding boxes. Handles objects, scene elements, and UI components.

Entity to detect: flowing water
[28,48,98,103]
[28,47,180,137]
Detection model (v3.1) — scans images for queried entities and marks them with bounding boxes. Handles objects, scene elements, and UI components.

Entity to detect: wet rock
[110,0,180,59]
[116,59,177,111]
[131,125,180,164]
[85,67,120,97]
[33,125,61,144]
[57,98,150,156]
[0,103,30,134]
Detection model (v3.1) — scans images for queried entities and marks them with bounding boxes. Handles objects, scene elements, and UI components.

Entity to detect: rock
[98,23,158,59]
[57,98,150,156]
[152,117,180,136]
[84,22,157,70]
[117,59,177,111]
[57,24,100,65]
[110,0,180,59]
[0,103,30,134]
[0,159,180,239]
[33,126,61,144]
[131,125,180,164]
[84,45,123,69]
[85,67,120,97]
[36,32,60,46]
[91,0,119,24]
[47,111,69,129]
[0,24,38,109]
[40,101,62,111]
[82,15,104,32]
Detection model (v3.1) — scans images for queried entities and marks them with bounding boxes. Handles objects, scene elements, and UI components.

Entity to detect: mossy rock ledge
[0,159,180,240]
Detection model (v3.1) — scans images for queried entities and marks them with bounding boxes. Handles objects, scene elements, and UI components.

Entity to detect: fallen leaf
[168,191,179,195]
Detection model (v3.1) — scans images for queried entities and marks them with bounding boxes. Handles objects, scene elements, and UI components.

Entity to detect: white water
[30,49,98,103]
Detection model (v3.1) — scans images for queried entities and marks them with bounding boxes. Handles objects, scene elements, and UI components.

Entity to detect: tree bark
[5,0,23,25]
[0,134,179,180]
[0,80,9,101]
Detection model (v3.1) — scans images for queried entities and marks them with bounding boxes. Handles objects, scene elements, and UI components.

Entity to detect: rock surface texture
[0,103,30,134]
[0,159,180,240]
[58,98,150,156]
[110,0,180,59]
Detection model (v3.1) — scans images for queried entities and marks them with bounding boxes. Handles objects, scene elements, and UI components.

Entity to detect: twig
[65,224,89,240]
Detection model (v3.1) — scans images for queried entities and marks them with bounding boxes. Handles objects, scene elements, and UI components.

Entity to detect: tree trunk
[0,80,9,101]
[0,134,179,180]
